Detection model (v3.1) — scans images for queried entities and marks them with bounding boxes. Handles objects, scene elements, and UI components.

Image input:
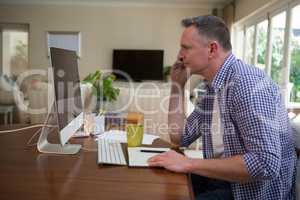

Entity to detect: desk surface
[0,126,194,200]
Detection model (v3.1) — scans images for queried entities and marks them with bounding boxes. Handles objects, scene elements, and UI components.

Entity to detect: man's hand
[170,59,189,88]
[147,150,192,173]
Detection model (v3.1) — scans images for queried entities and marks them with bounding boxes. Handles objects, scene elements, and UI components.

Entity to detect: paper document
[97,130,159,145]
[127,147,170,167]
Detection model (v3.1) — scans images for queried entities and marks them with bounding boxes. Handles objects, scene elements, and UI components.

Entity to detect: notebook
[127,147,170,167]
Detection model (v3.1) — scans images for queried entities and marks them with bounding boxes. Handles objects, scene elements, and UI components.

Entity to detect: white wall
[0,31,2,75]
[235,0,276,21]
[2,31,9,75]
[0,4,209,78]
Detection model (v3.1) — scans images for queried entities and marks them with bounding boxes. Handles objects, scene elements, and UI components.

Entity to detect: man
[148,15,297,200]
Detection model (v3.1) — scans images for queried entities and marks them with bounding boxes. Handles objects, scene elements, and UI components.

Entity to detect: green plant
[82,70,120,102]
[163,66,172,81]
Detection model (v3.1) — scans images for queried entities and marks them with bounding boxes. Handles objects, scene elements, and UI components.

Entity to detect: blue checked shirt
[182,53,297,199]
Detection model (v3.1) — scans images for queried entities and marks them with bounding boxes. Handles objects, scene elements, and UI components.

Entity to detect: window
[233,27,244,59]
[0,24,29,77]
[233,1,300,107]
[47,31,81,57]
[245,25,255,64]
[256,20,268,71]
[289,5,300,103]
[270,12,286,85]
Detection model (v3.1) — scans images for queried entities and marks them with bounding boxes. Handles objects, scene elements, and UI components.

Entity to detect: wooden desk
[0,127,194,200]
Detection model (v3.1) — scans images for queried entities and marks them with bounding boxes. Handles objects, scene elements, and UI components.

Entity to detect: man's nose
[177,54,184,62]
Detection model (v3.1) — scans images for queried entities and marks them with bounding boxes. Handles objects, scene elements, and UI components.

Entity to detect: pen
[140,150,166,153]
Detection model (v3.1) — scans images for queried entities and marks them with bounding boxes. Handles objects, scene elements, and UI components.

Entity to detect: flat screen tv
[112,49,164,81]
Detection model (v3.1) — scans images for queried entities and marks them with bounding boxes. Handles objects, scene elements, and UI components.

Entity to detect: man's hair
[181,15,232,51]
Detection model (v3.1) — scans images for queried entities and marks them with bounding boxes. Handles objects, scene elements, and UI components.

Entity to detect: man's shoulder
[225,59,279,97]
[230,59,266,79]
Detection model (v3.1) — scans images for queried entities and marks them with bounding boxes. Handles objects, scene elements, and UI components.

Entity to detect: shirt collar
[210,53,236,91]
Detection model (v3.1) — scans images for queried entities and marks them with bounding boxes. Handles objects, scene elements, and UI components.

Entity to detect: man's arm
[148,151,251,183]
[188,155,250,182]
[168,84,185,145]
[168,59,189,145]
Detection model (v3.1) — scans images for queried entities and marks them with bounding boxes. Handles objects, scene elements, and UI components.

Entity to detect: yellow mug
[126,124,144,147]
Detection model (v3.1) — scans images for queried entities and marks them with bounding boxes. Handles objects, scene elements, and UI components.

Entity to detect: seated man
[148,15,297,200]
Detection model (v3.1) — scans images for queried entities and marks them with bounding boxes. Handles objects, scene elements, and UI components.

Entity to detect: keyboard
[97,138,127,165]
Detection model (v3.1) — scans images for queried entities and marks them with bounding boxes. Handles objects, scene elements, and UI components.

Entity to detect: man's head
[178,15,232,79]
[182,15,232,51]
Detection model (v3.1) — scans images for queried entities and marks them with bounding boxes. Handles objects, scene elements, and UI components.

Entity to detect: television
[112,49,164,81]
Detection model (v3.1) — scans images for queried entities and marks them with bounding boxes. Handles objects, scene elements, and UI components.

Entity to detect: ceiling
[0,0,233,9]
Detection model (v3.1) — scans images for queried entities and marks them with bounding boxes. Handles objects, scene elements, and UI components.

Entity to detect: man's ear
[208,41,218,58]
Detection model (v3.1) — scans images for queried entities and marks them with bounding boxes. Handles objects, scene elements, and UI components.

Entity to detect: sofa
[0,76,30,124]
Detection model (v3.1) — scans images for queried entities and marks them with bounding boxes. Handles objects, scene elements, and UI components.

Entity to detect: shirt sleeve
[232,75,283,180]
[181,89,214,147]
[181,108,203,147]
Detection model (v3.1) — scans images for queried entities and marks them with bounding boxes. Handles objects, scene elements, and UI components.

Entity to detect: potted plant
[82,70,120,113]
[163,66,172,81]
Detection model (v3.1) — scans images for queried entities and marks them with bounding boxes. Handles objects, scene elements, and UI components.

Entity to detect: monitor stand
[37,109,82,155]
[37,127,81,154]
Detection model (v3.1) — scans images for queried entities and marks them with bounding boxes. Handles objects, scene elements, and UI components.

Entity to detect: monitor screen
[112,49,164,81]
[50,47,83,132]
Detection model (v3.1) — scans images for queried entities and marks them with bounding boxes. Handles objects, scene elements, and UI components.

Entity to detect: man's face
[178,26,210,75]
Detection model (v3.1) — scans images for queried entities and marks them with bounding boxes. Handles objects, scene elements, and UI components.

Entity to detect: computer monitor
[37,47,83,154]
